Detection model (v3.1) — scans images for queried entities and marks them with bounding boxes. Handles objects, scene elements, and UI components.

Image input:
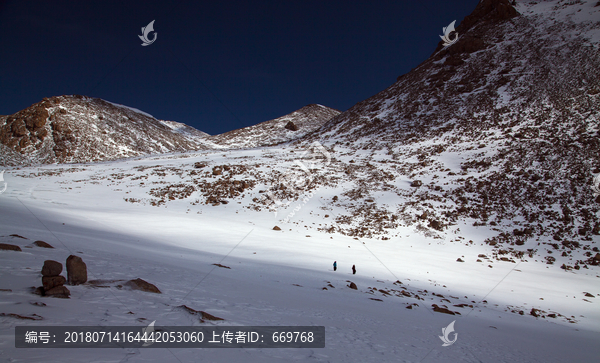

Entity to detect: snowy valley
[1,0,600,362]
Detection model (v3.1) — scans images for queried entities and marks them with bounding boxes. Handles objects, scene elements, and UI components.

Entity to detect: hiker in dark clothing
[352,264,356,275]
[333,261,337,271]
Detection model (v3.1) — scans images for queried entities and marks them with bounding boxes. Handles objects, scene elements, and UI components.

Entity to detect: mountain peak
[204,104,340,149]
[0,95,208,165]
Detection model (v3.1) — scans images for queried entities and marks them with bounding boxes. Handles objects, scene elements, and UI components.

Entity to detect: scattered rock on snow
[124,278,161,294]
[0,313,43,320]
[212,263,231,269]
[177,305,224,322]
[530,308,540,317]
[201,311,224,321]
[0,243,22,252]
[348,282,357,290]
[33,241,54,248]
[44,285,70,298]
[410,180,422,187]
[456,258,464,262]
[273,226,281,231]
[432,304,460,315]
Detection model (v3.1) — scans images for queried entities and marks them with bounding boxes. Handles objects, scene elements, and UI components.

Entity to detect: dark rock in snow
[41,260,62,277]
[285,121,299,131]
[33,241,54,248]
[0,243,22,252]
[66,255,87,285]
[44,285,70,298]
[42,275,66,291]
[125,278,161,294]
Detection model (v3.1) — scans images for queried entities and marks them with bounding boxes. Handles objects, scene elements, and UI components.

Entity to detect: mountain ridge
[0,96,339,166]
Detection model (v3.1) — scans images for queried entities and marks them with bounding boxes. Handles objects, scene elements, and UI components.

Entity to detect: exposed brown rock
[212,263,231,269]
[432,304,460,315]
[66,255,87,285]
[33,240,54,248]
[284,121,299,131]
[0,243,21,252]
[201,311,224,321]
[177,304,224,322]
[0,313,43,320]
[41,260,62,277]
[44,285,70,298]
[124,278,161,293]
[42,275,66,291]
[348,282,358,290]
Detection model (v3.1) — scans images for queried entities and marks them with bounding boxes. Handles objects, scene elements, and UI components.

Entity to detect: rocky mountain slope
[262,0,600,269]
[202,104,340,149]
[0,95,210,166]
[0,98,339,166]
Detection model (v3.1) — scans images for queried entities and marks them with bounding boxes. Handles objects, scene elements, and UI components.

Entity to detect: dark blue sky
[0,0,477,135]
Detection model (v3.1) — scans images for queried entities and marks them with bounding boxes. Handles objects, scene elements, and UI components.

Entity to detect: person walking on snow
[352,264,356,275]
[333,261,337,271]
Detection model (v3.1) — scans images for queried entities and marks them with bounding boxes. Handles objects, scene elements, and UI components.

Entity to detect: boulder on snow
[410,180,423,187]
[124,278,161,294]
[530,308,540,317]
[44,285,70,298]
[273,226,282,231]
[42,275,66,291]
[66,255,87,285]
[0,243,22,252]
[348,282,357,290]
[41,260,62,277]
[33,241,54,248]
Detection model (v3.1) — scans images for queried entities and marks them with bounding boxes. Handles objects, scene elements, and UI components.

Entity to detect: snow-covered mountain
[285,0,600,268]
[0,98,339,166]
[1,2,599,362]
[203,104,340,149]
[0,95,210,165]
